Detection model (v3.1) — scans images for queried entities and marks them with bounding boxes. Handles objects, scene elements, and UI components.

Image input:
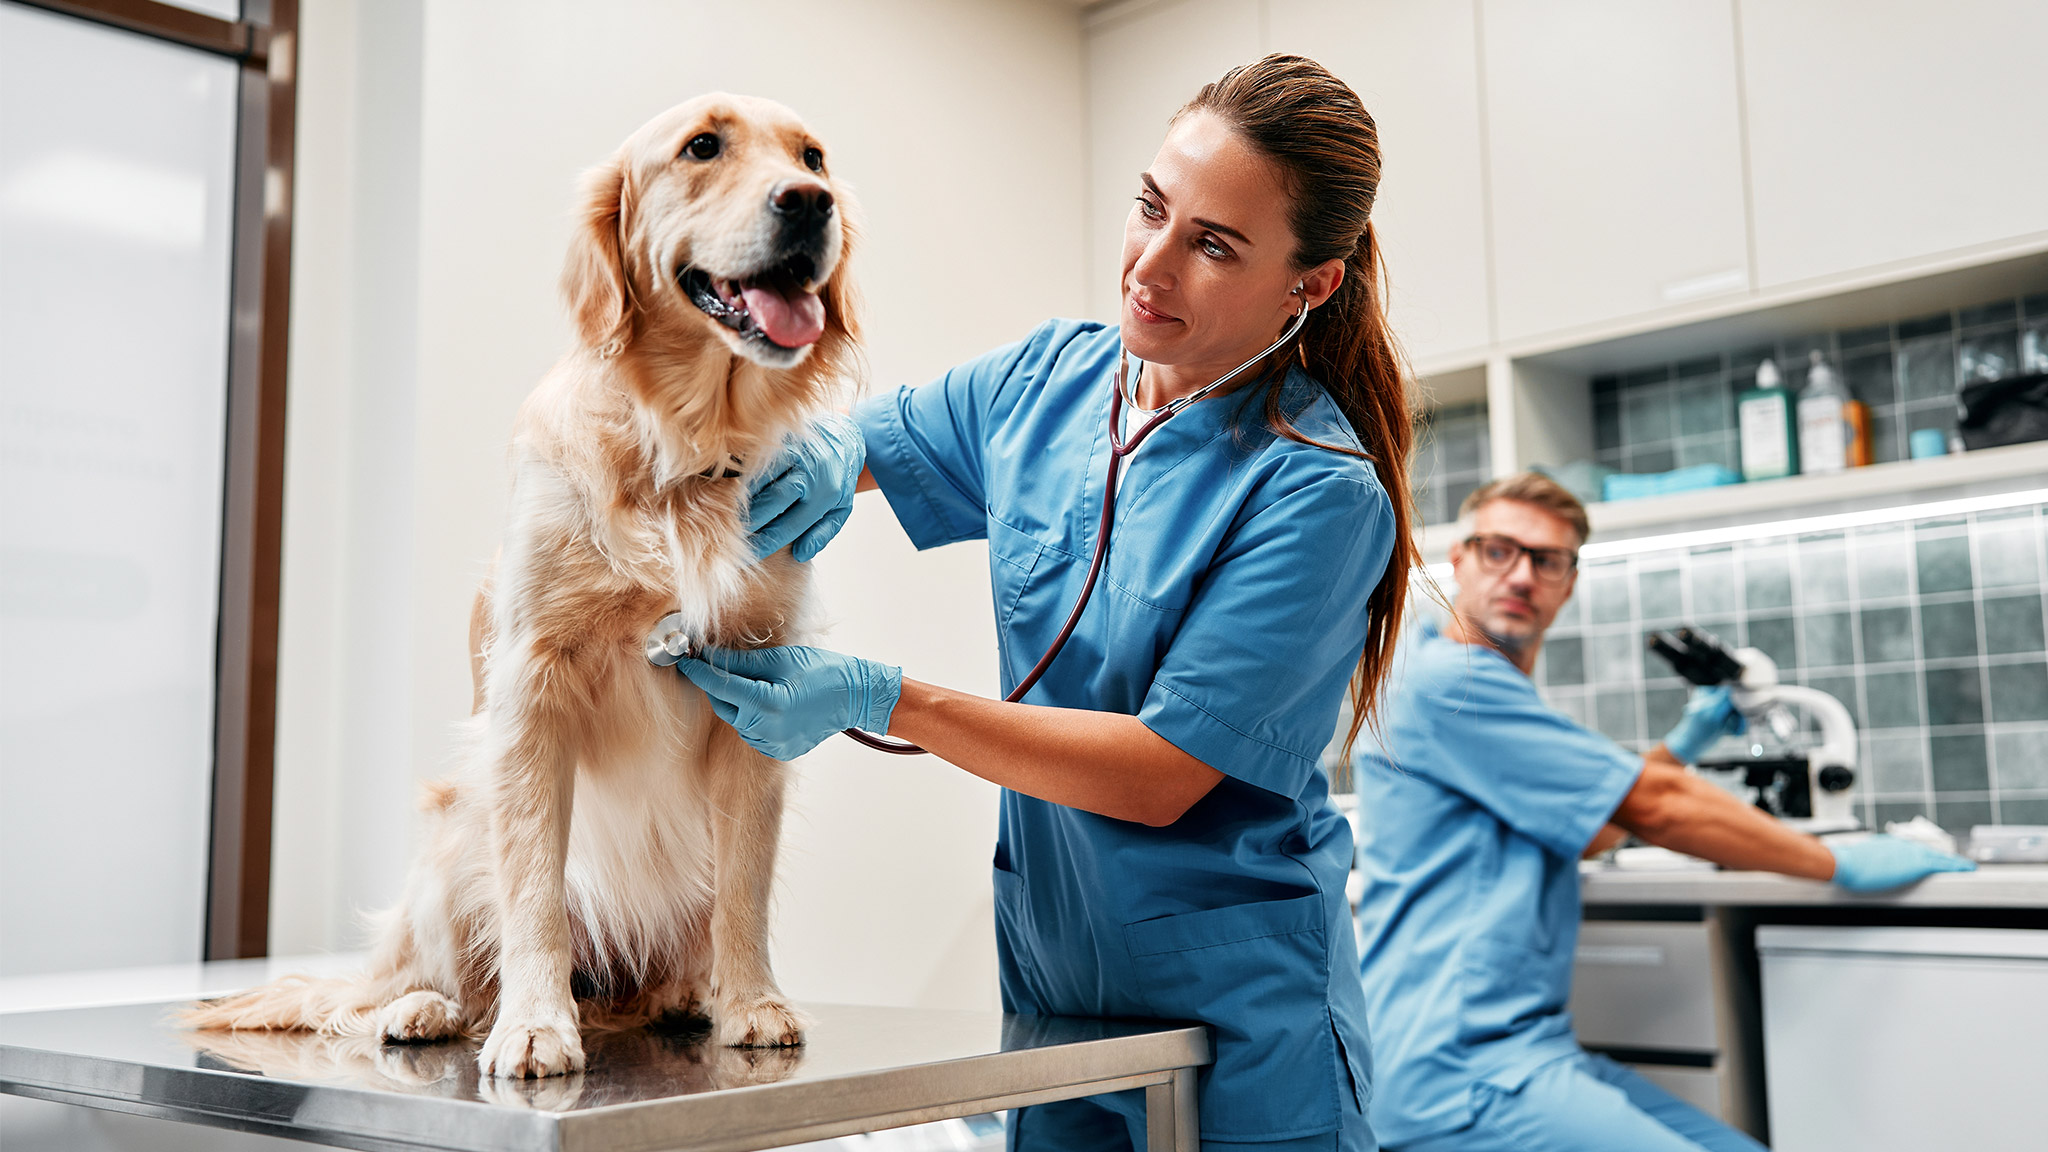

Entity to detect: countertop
[1580,862,2048,908]
[1,993,1210,1152]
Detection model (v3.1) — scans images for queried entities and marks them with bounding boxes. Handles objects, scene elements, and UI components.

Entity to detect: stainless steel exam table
[2,997,1212,1151]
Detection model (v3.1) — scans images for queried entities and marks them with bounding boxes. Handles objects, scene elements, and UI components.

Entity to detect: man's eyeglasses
[1462,534,1578,584]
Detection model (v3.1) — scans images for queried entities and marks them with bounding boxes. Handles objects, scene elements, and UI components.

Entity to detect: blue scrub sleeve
[1406,646,1643,858]
[854,323,1058,550]
[1139,471,1394,799]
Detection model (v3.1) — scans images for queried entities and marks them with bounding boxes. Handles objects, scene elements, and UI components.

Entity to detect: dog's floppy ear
[822,203,862,351]
[563,153,634,357]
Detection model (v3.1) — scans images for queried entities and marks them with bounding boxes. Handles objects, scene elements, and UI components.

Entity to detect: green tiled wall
[1535,502,2048,836]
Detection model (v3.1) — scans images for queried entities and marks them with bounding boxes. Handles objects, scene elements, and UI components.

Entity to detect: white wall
[271,0,1090,1013]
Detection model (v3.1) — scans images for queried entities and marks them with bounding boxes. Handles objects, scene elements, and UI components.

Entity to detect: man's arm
[1583,823,1627,858]
[1608,747,1836,880]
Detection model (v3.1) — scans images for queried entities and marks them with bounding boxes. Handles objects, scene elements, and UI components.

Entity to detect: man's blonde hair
[1458,471,1591,546]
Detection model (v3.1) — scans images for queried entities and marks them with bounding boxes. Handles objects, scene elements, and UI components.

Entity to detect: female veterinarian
[677,55,1411,1152]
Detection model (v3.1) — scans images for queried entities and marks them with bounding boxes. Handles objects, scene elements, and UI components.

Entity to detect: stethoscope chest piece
[644,612,697,667]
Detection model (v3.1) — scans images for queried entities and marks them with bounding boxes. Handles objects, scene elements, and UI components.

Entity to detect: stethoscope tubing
[841,307,1311,756]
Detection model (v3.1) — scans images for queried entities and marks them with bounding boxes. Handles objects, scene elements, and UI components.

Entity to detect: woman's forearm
[887,678,1224,826]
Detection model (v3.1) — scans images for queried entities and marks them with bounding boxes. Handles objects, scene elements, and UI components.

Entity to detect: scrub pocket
[1124,893,1345,1142]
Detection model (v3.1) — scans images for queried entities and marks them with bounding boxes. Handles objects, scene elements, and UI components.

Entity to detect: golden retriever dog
[182,92,858,1078]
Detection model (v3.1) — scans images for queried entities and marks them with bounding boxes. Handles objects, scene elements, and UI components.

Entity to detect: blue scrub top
[1350,622,1642,1145]
[856,319,1394,1143]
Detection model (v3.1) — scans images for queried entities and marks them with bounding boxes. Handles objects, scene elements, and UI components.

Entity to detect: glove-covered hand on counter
[1660,685,1746,765]
[1829,834,1977,891]
[676,644,901,761]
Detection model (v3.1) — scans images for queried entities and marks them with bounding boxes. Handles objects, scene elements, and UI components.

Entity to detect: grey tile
[1898,335,1956,402]
[1998,797,2048,824]
[1864,670,1923,729]
[1743,550,1793,612]
[1627,445,1676,474]
[1553,587,1586,630]
[1690,556,1738,617]
[1544,636,1584,686]
[1675,434,1739,471]
[1898,312,1953,340]
[1989,660,2048,723]
[1930,733,1991,792]
[1588,629,1641,685]
[1585,565,1632,625]
[1859,606,1916,665]
[1547,689,1588,728]
[1643,685,1689,740]
[1805,673,1862,727]
[1919,600,1981,661]
[1638,568,1682,623]
[1801,611,1855,668]
[1747,615,1797,672]
[1977,515,2042,588]
[1990,724,2048,790]
[1843,350,1897,407]
[1595,397,1622,452]
[1959,300,2017,329]
[1674,378,1732,437]
[1874,799,1930,828]
[1983,594,2046,656]
[1840,323,1893,351]
[1623,385,1677,445]
[1853,528,1911,598]
[1795,543,1850,606]
[1958,327,2019,385]
[1867,732,1929,794]
[1595,691,1640,744]
[1925,665,1985,727]
[1904,402,1959,447]
[1931,797,1995,840]
[1444,476,1483,515]
[1441,424,1485,474]
[1916,532,1973,595]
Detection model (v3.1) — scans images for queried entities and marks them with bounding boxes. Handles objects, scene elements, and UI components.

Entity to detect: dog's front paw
[478,1014,585,1078]
[377,990,464,1044]
[714,991,807,1048]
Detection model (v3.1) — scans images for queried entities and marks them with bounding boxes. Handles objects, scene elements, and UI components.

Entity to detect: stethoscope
[648,289,1313,757]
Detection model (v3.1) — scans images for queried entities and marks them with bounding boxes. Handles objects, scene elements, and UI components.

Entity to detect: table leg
[1144,1067,1198,1152]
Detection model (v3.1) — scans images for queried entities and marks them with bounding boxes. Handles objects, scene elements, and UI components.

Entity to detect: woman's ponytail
[1182,55,1418,755]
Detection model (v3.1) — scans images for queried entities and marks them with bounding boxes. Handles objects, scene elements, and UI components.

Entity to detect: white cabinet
[1480,0,1752,342]
[1758,926,2048,1152]
[1738,0,2048,290]
[1083,0,1260,320]
[1267,1,1494,366]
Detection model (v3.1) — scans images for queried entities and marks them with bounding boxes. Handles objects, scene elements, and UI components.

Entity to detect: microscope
[1647,626,1861,833]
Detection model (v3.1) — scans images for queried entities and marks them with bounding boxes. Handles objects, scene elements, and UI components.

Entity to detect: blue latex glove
[1829,834,1977,891]
[1661,685,1747,764]
[675,644,901,761]
[746,412,865,562]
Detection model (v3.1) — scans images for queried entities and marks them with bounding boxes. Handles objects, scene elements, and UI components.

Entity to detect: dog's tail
[176,973,384,1037]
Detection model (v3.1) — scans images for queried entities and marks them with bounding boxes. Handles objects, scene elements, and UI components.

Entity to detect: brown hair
[1180,53,1417,755]
[1458,472,1591,546]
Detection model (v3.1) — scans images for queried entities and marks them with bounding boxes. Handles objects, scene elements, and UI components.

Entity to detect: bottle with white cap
[1795,350,1867,474]
[1739,357,1799,481]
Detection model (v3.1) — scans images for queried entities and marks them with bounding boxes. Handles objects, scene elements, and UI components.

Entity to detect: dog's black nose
[770,180,834,224]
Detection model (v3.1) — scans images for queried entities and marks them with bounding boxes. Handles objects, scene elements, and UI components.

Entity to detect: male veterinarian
[1351,471,1974,1152]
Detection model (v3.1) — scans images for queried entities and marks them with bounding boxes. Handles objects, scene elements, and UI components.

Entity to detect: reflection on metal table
[1,998,1212,1152]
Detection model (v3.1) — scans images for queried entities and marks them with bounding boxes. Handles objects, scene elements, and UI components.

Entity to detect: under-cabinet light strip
[1577,487,2048,561]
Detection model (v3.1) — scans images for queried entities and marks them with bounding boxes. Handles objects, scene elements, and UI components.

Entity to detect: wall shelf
[1419,439,2048,561]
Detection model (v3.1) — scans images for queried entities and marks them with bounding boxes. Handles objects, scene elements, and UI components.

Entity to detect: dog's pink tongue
[740,285,825,348]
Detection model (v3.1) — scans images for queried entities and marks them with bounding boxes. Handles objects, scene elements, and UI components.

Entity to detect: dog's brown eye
[802,146,824,173]
[684,133,721,161]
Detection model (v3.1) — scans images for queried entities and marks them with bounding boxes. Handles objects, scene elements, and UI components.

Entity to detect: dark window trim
[13,0,298,960]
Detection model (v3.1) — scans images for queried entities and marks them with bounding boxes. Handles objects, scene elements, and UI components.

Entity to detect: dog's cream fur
[182,94,860,1078]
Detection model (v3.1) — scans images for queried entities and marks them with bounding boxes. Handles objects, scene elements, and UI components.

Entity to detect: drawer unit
[1568,910,1763,1138]
[1571,920,1718,1053]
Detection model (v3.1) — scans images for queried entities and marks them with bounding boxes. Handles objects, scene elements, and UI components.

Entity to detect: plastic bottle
[1739,358,1799,481]
[1797,350,1868,473]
